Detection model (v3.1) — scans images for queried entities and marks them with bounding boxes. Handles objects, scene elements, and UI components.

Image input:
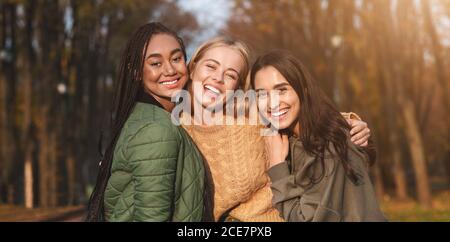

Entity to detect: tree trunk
[22,0,36,209]
[24,154,33,209]
[66,152,76,206]
[7,185,14,204]
[0,67,6,204]
[388,130,409,200]
[0,2,21,205]
[38,111,49,208]
[392,147,409,200]
[49,132,58,207]
[372,162,385,202]
[402,99,432,208]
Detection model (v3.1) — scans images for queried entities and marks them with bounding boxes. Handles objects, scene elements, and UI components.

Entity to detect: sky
[177,0,233,57]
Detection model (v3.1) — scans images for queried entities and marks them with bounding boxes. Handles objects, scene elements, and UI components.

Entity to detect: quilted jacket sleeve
[125,123,180,222]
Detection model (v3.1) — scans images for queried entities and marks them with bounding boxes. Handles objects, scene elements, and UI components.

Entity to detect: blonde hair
[188,36,251,90]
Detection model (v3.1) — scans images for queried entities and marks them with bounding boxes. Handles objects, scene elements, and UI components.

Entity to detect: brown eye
[172,56,182,62]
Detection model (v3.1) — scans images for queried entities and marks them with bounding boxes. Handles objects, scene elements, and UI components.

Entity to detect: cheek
[143,65,160,83]
[225,80,238,92]
[285,89,300,105]
[289,95,301,116]
[190,67,204,84]
[257,98,268,111]
[174,62,188,76]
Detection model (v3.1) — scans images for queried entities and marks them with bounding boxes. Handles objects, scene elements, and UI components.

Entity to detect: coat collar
[137,90,164,110]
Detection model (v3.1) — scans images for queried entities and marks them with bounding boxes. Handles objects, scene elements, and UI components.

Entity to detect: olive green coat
[104,102,205,221]
[268,136,386,222]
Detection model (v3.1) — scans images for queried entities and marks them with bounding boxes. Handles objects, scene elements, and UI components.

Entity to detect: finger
[350,121,366,136]
[354,138,366,146]
[353,132,370,145]
[265,133,281,145]
[273,133,282,142]
[361,141,369,147]
[350,125,364,136]
[351,128,368,143]
[360,132,371,143]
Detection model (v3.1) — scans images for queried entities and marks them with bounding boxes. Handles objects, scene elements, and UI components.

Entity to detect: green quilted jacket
[104,101,205,221]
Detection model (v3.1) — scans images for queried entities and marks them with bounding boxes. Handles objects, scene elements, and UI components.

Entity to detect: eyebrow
[146,48,183,60]
[273,82,290,89]
[203,59,240,75]
[255,82,290,92]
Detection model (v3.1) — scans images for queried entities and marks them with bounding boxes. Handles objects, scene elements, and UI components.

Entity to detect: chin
[167,89,183,97]
[202,102,223,112]
[155,90,173,100]
[270,117,294,131]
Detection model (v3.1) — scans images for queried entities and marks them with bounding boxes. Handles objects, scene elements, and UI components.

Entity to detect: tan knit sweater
[181,115,284,222]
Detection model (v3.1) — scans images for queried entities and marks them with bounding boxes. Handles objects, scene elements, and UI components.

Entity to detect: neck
[140,89,175,112]
[290,120,301,137]
[153,95,175,112]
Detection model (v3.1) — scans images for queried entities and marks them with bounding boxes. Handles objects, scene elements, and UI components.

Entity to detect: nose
[268,92,281,111]
[211,70,224,84]
[163,62,176,76]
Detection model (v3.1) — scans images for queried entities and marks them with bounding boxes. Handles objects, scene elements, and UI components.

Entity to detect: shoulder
[123,103,183,146]
[323,137,371,185]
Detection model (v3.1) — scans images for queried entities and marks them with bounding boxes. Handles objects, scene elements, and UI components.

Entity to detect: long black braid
[85,22,187,221]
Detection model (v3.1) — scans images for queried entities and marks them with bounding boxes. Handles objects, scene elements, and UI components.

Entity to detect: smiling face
[254,66,301,130]
[143,34,188,108]
[190,46,244,110]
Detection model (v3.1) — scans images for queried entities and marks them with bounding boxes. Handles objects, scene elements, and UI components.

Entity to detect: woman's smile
[268,108,290,120]
[203,84,222,99]
[159,77,181,89]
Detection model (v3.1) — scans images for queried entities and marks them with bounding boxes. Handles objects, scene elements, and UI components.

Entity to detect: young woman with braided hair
[86,22,211,222]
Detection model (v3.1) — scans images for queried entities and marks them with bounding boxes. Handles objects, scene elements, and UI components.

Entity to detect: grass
[2,190,450,222]
[0,204,85,222]
[381,190,450,222]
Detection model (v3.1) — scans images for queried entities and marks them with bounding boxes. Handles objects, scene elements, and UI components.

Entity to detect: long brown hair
[250,50,363,185]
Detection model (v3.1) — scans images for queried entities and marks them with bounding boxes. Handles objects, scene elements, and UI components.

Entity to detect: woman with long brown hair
[251,50,386,221]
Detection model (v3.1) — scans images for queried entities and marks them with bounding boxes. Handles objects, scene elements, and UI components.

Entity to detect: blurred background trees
[0,0,199,208]
[226,0,449,209]
[0,0,449,216]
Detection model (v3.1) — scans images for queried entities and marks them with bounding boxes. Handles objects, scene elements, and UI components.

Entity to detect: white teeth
[161,79,178,85]
[271,110,288,117]
[204,85,221,95]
